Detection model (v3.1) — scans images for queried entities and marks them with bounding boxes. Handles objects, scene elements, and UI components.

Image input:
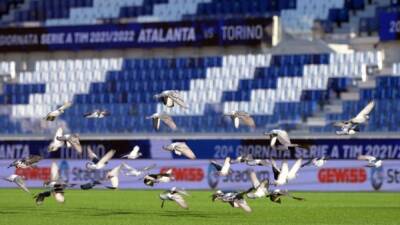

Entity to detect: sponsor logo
[160,167,204,182]
[206,163,269,189]
[72,167,109,182]
[15,167,51,180]
[370,166,384,191]
[386,168,400,184]
[318,168,367,183]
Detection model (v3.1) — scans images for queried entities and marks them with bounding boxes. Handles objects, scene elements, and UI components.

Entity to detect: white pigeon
[357,155,382,168]
[264,129,299,151]
[84,109,110,118]
[154,90,188,109]
[212,190,252,213]
[272,159,302,186]
[45,162,66,204]
[210,157,231,176]
[2,174,30,193]
[48,127,65,152]
[44,102,72,121]
[301,156,328,168]
[86,149,116,170]
[121,163,156,177]
[121,145,142,159]
[334,101,375,135]
[8,155,42,169]
[232,154,269,166]
[246,171,269,199]
[159,187,189,209]
[267,189,305,204]
[48,128,82,154]
[105,164,122,189]
[223,111,256,129]
[143,169,175,186]
[162,142,196,159]
[146,112,177,131]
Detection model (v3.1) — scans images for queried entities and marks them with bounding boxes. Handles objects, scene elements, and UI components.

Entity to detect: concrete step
[341,91,360,100]
[357,79,376,88]
[306,117,327,126]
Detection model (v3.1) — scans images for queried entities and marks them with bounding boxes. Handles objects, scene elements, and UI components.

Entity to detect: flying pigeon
[301,156,328,168]
[86,148,116,170]
[2,174,30,193]
[154,90,188,109]
[35,162,68,205]
[245,171,269,199]
[264,129,300,151]
[223,111,256,129]
[121,163,156,177]
[8,155,42,169]
[266,189,305,204]
[80,180,102,190]
[44,102,72,121]
[143,169,175,187]
[210,157,232,176]
[48,128,82,154]
[160,187,189,209]
[334,101,375,135]
[271,159,302,186]
[84,109,110,118]
[212,190,252,213]
[232,154,269,166]
[105,164,122,189]
[357,155,382,168]
[162,142,196,159]
[121,145,142,159]
[146,112,177,131]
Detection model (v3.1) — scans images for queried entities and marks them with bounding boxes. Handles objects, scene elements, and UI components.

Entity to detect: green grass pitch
[0,189,399,225]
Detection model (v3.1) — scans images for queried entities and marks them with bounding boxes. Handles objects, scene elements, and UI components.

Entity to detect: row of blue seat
[122,57,222,70]
[106,69,207,82]
[13,0,92,22]
[270,54,329,66]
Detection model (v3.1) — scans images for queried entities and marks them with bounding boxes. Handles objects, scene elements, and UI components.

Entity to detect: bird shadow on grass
[157,210,230,219]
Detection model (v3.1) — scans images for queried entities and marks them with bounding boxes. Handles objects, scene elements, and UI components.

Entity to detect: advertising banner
[0,159,399,191]
[379,11,400,41]
[0,18,273,52]
[1,138,400,160]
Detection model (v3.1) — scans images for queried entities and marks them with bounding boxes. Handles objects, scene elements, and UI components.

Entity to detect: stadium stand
[0,0,398,135]
[0,50,391,134]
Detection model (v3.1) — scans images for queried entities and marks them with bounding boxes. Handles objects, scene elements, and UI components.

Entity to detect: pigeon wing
[14,176,30,193]
[25,155,43,165]
[354,101,375,121]
[239,114,256,128]
[357,155,376,161]
[277,130,291,145]
[67,135,82,154]
[58,102,72,111]
[210,161,222,171]
[87,146,99,163]
[168,91,188,109]
[175,143,196,159]
[172,194,188,209]
[220,157,231,175]
[271,159,281,180]
[287,159,302,180]
[97,149,116,168]
[275,160,289,185]
[235,199,252,213]
[249,171,260,188]
[50,162,59,182]
[161,115,177,130]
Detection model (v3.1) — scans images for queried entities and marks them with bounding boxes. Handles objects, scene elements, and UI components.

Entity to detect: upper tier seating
[0,51,386,134]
